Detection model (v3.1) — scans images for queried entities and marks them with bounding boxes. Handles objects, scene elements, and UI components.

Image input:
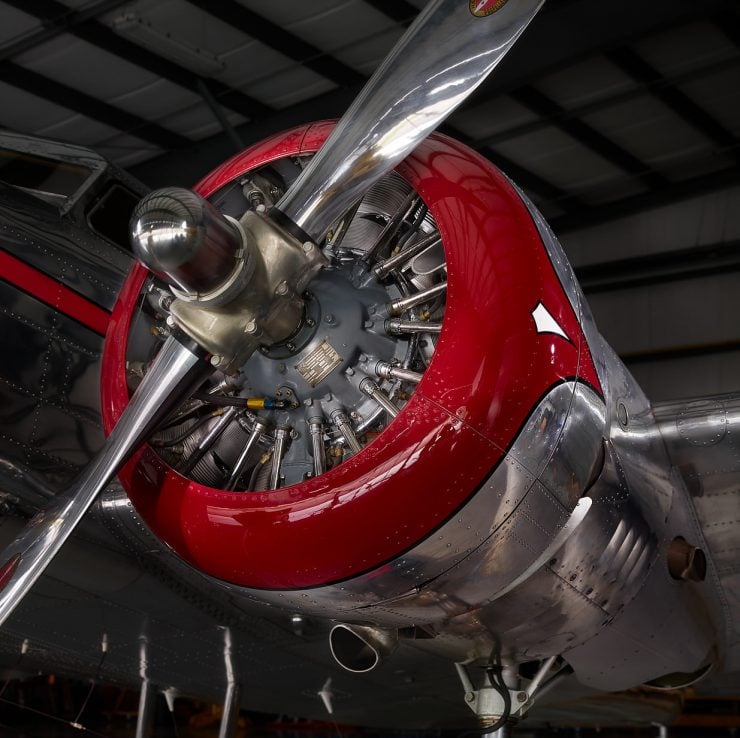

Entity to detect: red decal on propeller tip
[469,0,509,17]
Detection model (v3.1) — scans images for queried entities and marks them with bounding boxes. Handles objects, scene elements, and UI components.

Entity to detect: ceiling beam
[129,0,728,189]
[362,0,418,25]
[606,47,740,165]
[551,164,740,234]
[471,54,740,151]
[3,0,272,121]
[0,61,191,150]
[576,239,740,294]
[185,0,364,88]
[0,0,129,62]
[622,339,740,366]
[509,85,667,189]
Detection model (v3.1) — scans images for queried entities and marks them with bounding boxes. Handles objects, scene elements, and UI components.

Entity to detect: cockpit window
[86,183,140,251]
[0,148,92,206]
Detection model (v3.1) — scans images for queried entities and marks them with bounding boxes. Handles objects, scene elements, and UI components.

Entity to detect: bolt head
[245,319,257,334]
[166,315,176,327]
[324,313,335,325]
[210,355,223,367]
[302,241,314,253]
[517,692,528,703]
[276,281,289,296]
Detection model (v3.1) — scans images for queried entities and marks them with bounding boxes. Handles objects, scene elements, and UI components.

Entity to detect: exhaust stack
[329,624,398,673]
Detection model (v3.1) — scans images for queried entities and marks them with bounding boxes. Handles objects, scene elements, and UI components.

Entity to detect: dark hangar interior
[0,0,739,736]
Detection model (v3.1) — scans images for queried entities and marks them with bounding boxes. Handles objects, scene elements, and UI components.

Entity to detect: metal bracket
[455,655,559,722]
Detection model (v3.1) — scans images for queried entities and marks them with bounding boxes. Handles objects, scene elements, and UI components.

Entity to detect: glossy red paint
[101,125,601,589]
[0,248,110,336]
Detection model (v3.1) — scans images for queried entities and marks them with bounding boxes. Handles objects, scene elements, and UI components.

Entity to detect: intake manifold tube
[329,624,398,673]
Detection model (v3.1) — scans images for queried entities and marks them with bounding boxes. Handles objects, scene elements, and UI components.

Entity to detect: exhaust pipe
[329,624,398,673]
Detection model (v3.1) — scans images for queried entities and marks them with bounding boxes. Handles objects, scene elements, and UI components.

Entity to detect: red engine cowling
[101,122,602,595]
[100,124,722,693]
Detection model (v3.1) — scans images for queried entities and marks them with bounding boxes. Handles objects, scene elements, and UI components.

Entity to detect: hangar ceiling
[0,0,739,402]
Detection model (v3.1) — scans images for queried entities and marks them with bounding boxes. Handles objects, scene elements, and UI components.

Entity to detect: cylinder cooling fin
[101,122,601,589]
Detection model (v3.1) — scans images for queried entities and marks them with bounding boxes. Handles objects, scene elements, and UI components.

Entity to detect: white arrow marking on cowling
[532,301,569,340]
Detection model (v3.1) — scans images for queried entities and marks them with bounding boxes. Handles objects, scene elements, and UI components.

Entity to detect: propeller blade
[0,334,211,626]
[274,0,544,243]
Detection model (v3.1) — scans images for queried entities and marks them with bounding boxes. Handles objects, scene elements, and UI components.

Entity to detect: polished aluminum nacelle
[102,124,718,694]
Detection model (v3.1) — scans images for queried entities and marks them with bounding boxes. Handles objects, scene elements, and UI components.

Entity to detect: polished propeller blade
[275,0,544,243]
[0,335,212,626]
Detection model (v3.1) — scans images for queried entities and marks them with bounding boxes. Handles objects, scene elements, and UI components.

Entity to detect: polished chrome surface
[131,187,245,297]
[387,281,447,317]
[0,278,108,482]
[375,360,423,385]
[225,418,266,491]
[275,0,544,241]
[269,427,290,490]
[306,410,326,477]
[487,496,593,603]
[654,393,740,672]
[329,624,398,673]
[331,410,362,455]
[359,377,399,419]
[135,679,155,738]
[0,334,210,626]
[218,628,240,738]
[386,318,442,334]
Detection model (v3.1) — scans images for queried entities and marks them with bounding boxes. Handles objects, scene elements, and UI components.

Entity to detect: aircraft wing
[653,395,740,687]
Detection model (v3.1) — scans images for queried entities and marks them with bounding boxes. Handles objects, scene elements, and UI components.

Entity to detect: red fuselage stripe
[0,249,110,337]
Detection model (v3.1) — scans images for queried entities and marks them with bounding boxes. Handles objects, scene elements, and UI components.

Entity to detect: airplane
[0,0,737,735]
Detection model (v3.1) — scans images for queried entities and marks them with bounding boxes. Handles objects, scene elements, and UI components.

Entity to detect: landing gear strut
[455,654,571,734]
